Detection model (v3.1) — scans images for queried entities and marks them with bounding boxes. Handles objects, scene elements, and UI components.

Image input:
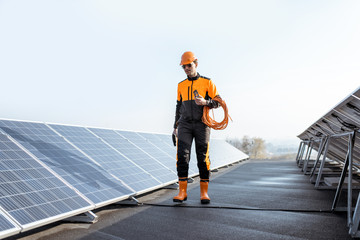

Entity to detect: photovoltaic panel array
[0,118,248,239]
[0,132,92,230]
[297,87,360,238]
[298,87,360,165]
[0,120,132,207]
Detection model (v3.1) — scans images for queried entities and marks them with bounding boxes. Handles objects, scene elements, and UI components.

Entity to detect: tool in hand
[172,133,176,146]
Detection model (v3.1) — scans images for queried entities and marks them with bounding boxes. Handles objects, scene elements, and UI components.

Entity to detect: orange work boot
[200,180,210,204]
[173,178,188,202]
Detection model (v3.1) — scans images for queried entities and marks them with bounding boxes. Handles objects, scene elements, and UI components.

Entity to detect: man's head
[180,51,198,78]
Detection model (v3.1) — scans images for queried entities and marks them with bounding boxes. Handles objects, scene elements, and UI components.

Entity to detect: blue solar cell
[0,120,132,206]
[0,212,17,231]
[49,125,161,192]
[0,133,92,227]
[0,211,20,239]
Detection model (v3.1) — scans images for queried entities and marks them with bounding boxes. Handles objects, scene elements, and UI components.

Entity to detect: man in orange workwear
[173,51,220,204]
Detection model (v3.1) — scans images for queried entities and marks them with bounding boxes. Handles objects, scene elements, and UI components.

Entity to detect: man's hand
[195,95,208,106]
[173,128,178,137]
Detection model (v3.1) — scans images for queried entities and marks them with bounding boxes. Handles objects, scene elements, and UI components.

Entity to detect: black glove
[172,133,176,146]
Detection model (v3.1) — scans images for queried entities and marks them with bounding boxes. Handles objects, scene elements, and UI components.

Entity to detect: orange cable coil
[202,96,232,130]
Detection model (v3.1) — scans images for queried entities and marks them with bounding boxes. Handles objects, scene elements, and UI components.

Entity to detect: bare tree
[241,135,253,155]
[250,137,267,159]
[226,135,267,159]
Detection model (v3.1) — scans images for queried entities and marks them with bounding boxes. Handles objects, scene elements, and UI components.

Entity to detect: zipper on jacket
[190,80,194,121]
[188,86,190,102]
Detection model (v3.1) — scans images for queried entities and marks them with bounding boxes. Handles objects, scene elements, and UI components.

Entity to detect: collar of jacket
[187,73,200,81]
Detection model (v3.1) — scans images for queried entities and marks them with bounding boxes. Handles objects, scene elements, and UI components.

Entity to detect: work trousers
[177,121,211,179]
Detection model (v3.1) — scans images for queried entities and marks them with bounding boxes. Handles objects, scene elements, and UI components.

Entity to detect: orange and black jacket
[174,73,220,128]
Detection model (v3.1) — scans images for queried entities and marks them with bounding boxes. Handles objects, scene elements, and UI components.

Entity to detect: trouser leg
[176,123,193,178]
[194,122,211,180]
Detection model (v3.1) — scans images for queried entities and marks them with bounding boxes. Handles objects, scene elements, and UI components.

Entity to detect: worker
[173,51,220,204]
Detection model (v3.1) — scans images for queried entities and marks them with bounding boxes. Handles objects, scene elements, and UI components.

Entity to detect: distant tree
[226,135,267,159]
[241,135,253,155]
[250,137,267,159]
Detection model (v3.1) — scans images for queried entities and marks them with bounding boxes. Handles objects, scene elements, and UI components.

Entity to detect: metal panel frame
[297,87,360,237]
[0,207,21,239]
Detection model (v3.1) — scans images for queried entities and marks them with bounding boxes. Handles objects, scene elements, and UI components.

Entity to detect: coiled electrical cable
[202,96,232,130]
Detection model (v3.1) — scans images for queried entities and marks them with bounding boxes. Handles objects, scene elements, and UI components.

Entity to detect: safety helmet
[180,51,197,65]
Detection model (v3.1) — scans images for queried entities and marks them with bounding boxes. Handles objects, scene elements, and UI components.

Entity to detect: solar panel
[51,125,161,193]
[136,133,175,157]
[155,133,206,176]
[210,139,248,169]
[154,134,175,148]
[116,131,177,176]
[0,209,21,239]
[297,87,360,237]
[87,128,176,185]
[0,119,132,207]
[0,132,92,230]
[298,88,360,165]
[0,117,249,239]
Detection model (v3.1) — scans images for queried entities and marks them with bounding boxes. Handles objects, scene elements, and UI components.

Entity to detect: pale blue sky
[1,0,359,145]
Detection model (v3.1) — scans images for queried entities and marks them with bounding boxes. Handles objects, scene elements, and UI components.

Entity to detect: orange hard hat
[180,51,197,65]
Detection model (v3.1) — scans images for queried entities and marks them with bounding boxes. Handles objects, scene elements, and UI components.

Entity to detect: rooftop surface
[8,159,353,240]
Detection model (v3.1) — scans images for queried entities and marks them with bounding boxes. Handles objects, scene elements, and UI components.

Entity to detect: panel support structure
[315,137,332,188]
[65,211,98,224]
[350,193,360,237]
[309,137,327,179]
[117,196,139,206]
[295,141,303,165]
[297,141,306,166]
[331,132,354,211]
[303,141,314,174]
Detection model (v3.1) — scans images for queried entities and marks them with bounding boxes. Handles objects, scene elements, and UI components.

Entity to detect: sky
[0,0,359,146]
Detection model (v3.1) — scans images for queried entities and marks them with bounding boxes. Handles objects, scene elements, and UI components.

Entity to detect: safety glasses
[182,63,193,69]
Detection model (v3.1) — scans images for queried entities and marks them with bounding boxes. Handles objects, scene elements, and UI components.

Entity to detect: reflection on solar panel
[296,87,360,237]
[0,120,132,207]
[0,209,21,238]
[51,125,160,193]
[0,133,92,229]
